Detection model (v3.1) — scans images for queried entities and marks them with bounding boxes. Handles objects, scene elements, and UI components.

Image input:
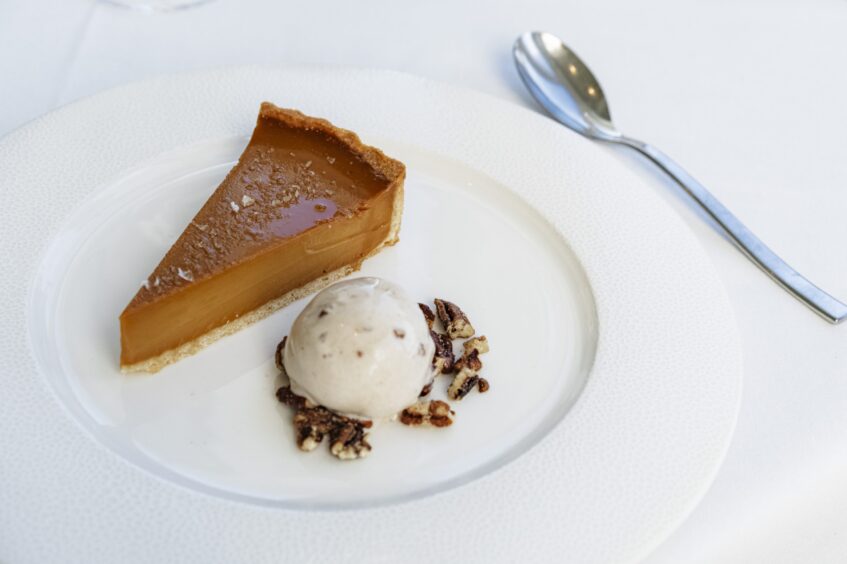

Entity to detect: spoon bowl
[514,32,617,140]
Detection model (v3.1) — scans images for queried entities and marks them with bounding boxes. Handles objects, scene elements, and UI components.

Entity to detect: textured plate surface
[0,67,742,564]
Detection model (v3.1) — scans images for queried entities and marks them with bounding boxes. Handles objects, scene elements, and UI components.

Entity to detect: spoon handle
[617,136,847,324]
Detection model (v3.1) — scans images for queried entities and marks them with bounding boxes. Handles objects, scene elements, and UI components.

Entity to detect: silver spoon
[514,30,847,324]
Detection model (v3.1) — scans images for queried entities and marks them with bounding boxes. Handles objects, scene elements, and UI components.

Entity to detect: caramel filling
[119,111,401,367]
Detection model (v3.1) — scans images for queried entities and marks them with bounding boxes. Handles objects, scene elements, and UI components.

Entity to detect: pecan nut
[276,385,373,460]
[463,335,489,356]
[419,303,435,329]
[447,368,480,400]
[329,419,373,460]
[452,349,482,374]
[434,298,475,339]
[419,380,434,397]
[448,350,485,400]
[430,330,455,374]
[399,400,455,427]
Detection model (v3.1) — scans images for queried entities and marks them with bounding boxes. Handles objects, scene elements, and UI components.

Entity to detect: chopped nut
[434,299,475,339]
[463,335,489,355]
[399,400,455,427]
[430,330,455,374]
[329,419,372,460]
[448,367,480,401]
[419,303,435,329]
[419,381,433,397]
[276,384,307,410]
[275,336,287,372]
[453,349,482,374]
[477,378,490,393]
[448,350,483,400]
[276,386,373,460]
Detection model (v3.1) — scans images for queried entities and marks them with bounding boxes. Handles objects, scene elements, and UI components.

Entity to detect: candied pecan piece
[452,349,482,374]
[448,368,480,400]
[430,330,455,374]
[292,409,334,452]
[276,385,373,460]
[477,378,490,393]
[419,381,434,397]
[434,299,475,339]
[463,335,489,356]
[399,400,455,427]
[419,303,435,329]
[276,384,307,409]
[448,350,485,400]
[275,336,287,371]
[329,419,373,460]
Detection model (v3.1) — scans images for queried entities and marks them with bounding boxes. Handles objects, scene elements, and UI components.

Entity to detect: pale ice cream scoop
[283,277,435,419]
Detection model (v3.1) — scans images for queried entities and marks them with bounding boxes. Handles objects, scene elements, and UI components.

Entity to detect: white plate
[1,67,742,563]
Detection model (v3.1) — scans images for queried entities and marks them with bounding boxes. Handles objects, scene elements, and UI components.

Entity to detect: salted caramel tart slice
[119,103,405,372]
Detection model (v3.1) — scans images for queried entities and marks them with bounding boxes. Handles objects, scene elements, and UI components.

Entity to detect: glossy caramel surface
[128,114,394,308]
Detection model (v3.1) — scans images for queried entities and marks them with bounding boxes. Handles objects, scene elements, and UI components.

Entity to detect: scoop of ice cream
[283,277,435,419]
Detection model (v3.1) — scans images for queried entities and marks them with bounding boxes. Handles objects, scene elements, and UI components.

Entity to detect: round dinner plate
[0,67,742,563]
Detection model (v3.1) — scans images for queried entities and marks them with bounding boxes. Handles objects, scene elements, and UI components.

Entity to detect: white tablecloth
[3,1,847,562]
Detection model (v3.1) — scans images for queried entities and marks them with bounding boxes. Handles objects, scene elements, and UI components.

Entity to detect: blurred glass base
[101,0,215,12]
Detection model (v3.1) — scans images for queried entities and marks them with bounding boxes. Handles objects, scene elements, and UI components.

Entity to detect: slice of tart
[119,103,405,373]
